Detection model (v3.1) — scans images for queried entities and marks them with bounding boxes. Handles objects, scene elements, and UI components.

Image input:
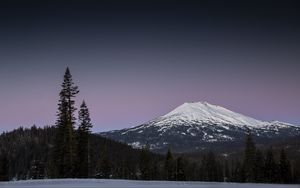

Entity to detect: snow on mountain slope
[100,102,300,152]
[152,102,295,128]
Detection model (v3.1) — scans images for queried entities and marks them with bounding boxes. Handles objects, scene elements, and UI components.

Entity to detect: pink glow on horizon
[2,70,299,133]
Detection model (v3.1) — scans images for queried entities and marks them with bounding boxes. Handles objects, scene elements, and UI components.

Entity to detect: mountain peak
[162,101,267,128]
[181,101,210,107]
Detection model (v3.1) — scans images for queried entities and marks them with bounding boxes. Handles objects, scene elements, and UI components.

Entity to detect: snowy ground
[0,179,299,188]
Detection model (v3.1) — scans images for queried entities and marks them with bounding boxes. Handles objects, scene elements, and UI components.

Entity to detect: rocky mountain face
[100,102,300,152]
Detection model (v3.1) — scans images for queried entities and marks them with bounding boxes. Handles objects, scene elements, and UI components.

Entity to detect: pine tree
[231,160,245,182]
[139,144,151,180]
[99,156,111,179]
[150,161,160,180]
[279,149,292,183]
[223,159,230,182]
[202,151,219,181]
[175,157,186,181]
[29,159,45,179]
[0,153,9,181]
[253,149,264,182]
[292,159,300,183]
[164,147,174,180]
[76,101,93,178]
[53,67,79,178]
[98,145,111,179]
[264,147,278,183]
[243,130,256,182]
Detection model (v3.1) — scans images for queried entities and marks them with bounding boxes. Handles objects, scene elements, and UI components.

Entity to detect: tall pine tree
[175,157,186,181]
[76,101,93,178]
[264,147,278,183]
[253,149,264,182]
[164,147,174,180]
[139,144,151,180]
[279,149,292,183]
[202,151,220,182]
[243,129,256,182]
[97,145,111,179]
[231,160,245,182]
[53,67,79,178]
[0,153,9,181]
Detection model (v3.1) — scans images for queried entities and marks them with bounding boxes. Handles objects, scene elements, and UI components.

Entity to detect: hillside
[0,126,162,180]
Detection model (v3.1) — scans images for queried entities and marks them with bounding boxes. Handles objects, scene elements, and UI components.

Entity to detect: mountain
[100,102,300,153]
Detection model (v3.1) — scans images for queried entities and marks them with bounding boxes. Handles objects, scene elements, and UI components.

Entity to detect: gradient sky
[0,0,300,132]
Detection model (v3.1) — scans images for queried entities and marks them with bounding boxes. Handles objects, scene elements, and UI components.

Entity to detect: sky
[0,0,300,132]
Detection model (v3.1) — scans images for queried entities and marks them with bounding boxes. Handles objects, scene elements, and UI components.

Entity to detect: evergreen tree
[150,161,160,180]
[96,141,112,179]
[139,144,151,180]
[100,151,112,179]
[164,147,174,180]
[243,130,256,182]
[223,159,230,182]
[231,160,245,182]
[53,67,79,178]
[202,151,220,181]
[175,157,186,181]
[264,148,278,183]
[0,153,9,181]
[76,101,93,178]
[279,149,292,183]
[292,159,300,183]
[253,149,264,182]
[28,159,45,179]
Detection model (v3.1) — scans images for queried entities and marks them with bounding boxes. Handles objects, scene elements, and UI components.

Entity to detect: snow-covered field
[0,179,299,188]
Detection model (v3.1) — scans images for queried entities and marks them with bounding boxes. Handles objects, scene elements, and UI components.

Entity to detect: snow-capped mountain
[100,102,300,152]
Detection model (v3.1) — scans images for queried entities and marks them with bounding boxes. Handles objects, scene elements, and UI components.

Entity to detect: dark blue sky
[0,0,300,132]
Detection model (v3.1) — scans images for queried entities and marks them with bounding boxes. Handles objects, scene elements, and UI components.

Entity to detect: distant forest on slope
[0,68,299,184]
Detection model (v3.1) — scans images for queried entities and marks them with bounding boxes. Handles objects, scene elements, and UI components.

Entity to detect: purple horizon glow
[0,1,300,132]
[1,57,300,133]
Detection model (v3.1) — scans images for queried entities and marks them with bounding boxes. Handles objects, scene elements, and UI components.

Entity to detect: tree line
[138,131,299,184]
[0,68,299,184]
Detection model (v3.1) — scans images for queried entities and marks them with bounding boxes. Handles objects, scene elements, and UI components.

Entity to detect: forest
[0,68,299,184]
